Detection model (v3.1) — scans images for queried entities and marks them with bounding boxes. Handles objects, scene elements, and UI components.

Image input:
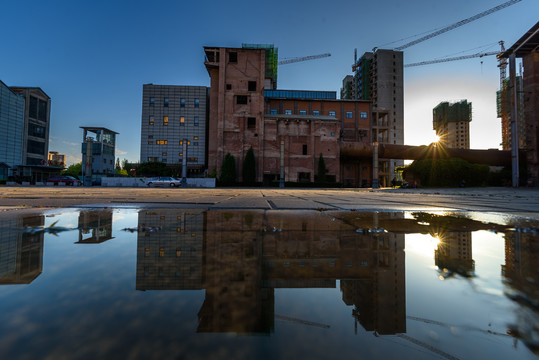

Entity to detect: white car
[146,177,182,187]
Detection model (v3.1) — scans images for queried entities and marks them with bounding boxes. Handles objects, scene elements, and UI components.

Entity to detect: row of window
[149,116,199,126]
[149,97,200,108]
[147,157,199,163]
[269,109,368,118]
[148,139,199,145]
[28,96,48,122]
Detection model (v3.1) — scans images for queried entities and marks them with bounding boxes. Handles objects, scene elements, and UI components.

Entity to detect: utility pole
[509,54,519,187]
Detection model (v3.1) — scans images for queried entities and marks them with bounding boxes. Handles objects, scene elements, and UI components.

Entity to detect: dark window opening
[27,140,45,155]
[29,96,38,119]
[164,98,169,107]
[248,81,256,91]
[302,144,307,155]
[180,98,185,107]
[226,84,232,90]
[194,98,199,108]
[237,95,248,105]
[247,117,256,129]
[229,52,237,63]
[149,97,154,107]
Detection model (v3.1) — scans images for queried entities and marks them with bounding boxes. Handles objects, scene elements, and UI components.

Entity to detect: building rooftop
[80,126,119,135]
[500,21,539,58]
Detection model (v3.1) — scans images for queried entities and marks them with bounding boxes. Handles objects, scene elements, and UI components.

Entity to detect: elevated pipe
[340,142,512,166]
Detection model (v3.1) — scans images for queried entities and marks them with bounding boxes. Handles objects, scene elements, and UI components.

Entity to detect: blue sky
[1,0,537,165]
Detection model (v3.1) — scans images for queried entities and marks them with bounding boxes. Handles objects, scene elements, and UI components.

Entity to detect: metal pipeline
[340,142,512,166]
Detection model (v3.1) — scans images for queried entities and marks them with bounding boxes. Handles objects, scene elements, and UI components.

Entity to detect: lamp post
[372,141,379,189]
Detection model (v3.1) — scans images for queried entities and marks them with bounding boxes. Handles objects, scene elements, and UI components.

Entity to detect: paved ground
[1,186,539,219]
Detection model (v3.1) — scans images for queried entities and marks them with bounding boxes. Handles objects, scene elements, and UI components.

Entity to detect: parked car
[47,176,81,186]
[146,177,182,187]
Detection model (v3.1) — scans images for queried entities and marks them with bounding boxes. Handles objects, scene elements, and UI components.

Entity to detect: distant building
[0,80,24,181]
[344,49,404,184]
[47,151,65,167]
[340,75,354,100]
[81,127,118,184]
[433,100,471,149]
[140,84,208,177]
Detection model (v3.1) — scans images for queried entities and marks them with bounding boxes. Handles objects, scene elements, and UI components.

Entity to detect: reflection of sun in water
[405,233,440,258]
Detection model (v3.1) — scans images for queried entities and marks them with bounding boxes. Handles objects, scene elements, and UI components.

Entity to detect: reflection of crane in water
[275,314,330,329]
[393,316,513,360]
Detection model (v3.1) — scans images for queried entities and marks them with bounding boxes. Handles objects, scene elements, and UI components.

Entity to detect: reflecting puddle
[0,209,537,359]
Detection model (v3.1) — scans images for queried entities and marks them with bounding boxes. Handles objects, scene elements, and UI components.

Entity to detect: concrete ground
[1,186,539,219]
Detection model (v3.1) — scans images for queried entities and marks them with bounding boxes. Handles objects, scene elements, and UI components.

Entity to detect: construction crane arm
[395,0,521,50]
[278,53,331,65]
[404,51,499,67]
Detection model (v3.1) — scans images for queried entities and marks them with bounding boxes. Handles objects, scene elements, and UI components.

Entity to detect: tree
[242,147,256,185]
[136,161,171,177]
[220,153,236,185]
[115,158,121,171]
[317,153,327,183]
[62,163,82,178]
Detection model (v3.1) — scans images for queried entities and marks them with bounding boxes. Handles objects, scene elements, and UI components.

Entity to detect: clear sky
[1,0,537,165]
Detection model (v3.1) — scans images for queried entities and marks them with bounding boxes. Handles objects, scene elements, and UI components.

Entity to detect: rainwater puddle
[0,208,537,359]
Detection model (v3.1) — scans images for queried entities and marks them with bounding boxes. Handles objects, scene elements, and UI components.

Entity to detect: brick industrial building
[204,45,375,186]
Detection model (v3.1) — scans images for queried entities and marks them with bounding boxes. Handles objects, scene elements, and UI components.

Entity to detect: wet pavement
[1,187,539,218]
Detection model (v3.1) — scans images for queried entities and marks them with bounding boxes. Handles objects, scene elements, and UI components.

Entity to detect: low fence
[101,177,216,188]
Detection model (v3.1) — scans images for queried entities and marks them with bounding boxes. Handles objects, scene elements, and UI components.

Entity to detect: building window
[156,140,168,145]
[180,98,185,108]
[149,97,154,107]
[285,109,292,115]
[144,248,150,256]
[226,84,232,90]
[299,110,307,115]
[360,111,368,118]
[346,111,353,118]
[159,248,164,257]
[329,111,336,116]
[194,136,199,140]
[194,116,199,126]
[248,81,256,91]
[180,116,185,126]
[103,159,106,164]
[164,98,169,107]
[29,96,38,119]
[302,144,307,155]
[162,152,167,156]
[270,109,277,114]
[229,52,237,63]
[247,117,256,129]
[163,116,168,126]
[149,116,154,125]
[148,157,158,162]
[27,140,45,155]
[28,123,46,138]
[148,141,153,145]
[312,110,320,116]
[237,95,248,105]
[193,142,198,146]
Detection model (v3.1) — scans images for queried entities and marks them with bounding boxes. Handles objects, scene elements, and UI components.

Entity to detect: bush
[405,158,490,187]
[220,153,236,185]
[316,154,327,183]
[137,161,172,177]
[242,147,256,185]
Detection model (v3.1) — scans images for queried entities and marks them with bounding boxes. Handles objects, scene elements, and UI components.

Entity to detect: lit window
[194,116,199,126]
[313,110,320,115]
[360,111,368,118]
[329,111,336,116]
[164,98,169,107]
[149,116,154,125]
[270,109,278,114]
[194,98,199,108]
[159,248,164,257]
[285,109,292,115]
[149,98,154,107]
[299,110,307,115]
[194,136,199,140]
[144,248,150,256]
[148,141,153,144]
[180,116,185,126]
[163,116,168,125]
[176,249,181,257]
[180,98,185,108]
[162,152,167,156]
[346,111,353,118]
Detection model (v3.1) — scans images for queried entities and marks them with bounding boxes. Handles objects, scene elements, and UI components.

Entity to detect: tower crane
[404,51,498,67]
[394,0,522,50]
[278,53,331,65]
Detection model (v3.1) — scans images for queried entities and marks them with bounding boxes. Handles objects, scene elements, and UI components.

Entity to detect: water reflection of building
[77,210,114,244]
[136,210,205,291]
[134,210,407,335]
[503,232,538,297]
[435,232,474,277]
[0,215,44,284]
